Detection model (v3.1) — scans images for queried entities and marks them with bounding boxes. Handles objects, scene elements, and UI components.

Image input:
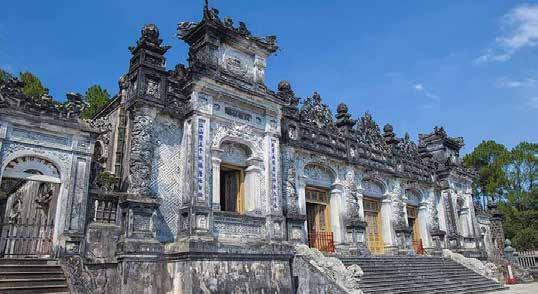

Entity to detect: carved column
[117,194,162,256]
[0,122,6,158]
[380,195,396,254]
[459,207,471,237]
[126,108,156,196]
[211,151,222,211]
[329,185,344,244]
[244,163,262,212]
[417,201,431,249]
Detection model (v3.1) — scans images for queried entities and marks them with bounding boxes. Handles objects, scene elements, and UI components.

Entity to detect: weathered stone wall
[168,259,293,293]
[293,256,348,294]
[149,114,184,242]
[86,263,121,294]
[118,260,173,294]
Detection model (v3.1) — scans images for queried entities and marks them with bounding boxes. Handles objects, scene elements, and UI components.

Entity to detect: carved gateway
[304,164,335,187]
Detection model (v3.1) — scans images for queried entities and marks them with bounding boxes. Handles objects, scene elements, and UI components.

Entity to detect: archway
[0,156,61,258]
[303,163,337,252]
[211,141,262,214]
[362,179,386,255]
[405,189,424,254]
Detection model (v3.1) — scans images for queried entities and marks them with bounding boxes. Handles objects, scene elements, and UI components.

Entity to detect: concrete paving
[492,283,538,293]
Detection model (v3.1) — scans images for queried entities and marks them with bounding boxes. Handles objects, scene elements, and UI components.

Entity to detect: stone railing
[90,191,120,224]
[514,251,538,270]
[443,249,500,282]
[213,211,266,238]
[293,244,363,294]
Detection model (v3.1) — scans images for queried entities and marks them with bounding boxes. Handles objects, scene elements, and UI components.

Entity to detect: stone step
[360,278,499,291]
[0,284,70,294]
[340,256,504,294]
[361,279,503,294]
[0,264,63,273]
[0,258,57,265]
[0,271,66,280]
[357,264,465,271]
[361,274,493,285]
[358,267,475,275]
[0,258,70,293]
[0,278,68,288]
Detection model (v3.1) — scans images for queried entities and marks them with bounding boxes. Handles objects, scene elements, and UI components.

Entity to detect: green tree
[0,69,7,83]
[507,142,538,193]
[463,140,510,202]
[19,71,47,97]
[81,85,110,119]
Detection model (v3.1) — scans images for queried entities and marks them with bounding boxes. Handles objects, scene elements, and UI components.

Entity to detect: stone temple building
[0,4,506,294]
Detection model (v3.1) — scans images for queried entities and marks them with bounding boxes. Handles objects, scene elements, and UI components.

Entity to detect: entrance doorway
[306,187,334,252]
[0,156,60,258]
[364,198,384,254]
[219,164,244,213]
[407,205,424,254]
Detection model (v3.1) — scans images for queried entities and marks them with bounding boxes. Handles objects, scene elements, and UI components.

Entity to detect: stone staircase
[0,258,70,293]
[339,256,506,294]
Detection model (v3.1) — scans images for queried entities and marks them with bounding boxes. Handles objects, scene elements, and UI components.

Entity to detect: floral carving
[299,92,334,128]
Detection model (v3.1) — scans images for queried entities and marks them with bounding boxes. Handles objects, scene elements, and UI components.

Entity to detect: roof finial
[204,0,209,10]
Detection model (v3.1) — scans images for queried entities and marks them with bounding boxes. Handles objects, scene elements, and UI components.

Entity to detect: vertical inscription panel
[196,118,207,201]
[69,158,87,231]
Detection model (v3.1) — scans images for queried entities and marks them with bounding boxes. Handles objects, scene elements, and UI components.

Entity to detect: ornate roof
[177,4,278,53]
[280,81,475,182]
[299,92,334,129]
[0,70,87,121]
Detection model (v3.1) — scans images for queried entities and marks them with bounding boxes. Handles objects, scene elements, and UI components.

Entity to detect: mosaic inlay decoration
[270,138,278,210]
[196,119,206,200]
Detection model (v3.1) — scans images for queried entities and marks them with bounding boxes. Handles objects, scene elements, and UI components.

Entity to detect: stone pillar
[244,164,262,212]
[211,152,222,211]
[380,195,395,254]
[417,201,431,249]
[0,122,6,156]
[329,186,344,244]
[459,207,471,238]
[298,175,307,215]
[117,194,162,256]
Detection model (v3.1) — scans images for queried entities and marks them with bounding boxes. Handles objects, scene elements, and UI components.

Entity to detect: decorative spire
[383,123,398,145]
[129,24,171,55]
[335,103,355,130]
[299,92,334,128]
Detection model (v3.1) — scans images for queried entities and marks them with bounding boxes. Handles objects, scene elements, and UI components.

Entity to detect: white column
[438,191,448,233]
[211,153,222,211]
[380,196,394,248]
[244,165,262,212]
[330,186,344,244]
[298,175,307,215]
[417,201,431,248]
[357,189,365,221]
[459,208,471,237]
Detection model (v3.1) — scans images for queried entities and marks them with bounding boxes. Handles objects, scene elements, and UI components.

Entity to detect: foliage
[81,85,110,119]
[465,141,538,250]
[0,69,7,83]
[19,71,47,97]
[463,140,510,202]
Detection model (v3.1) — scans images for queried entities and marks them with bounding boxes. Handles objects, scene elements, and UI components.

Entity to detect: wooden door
[305,187,330,232]
[364,198,384,254]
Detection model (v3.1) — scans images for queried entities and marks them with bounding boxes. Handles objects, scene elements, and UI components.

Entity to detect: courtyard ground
[492,282,538,293]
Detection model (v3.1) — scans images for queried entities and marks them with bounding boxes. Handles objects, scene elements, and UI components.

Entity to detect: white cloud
[496,77,537,88]
[527,97,538,109]
[476,4,538,63]
[413,83,441,109]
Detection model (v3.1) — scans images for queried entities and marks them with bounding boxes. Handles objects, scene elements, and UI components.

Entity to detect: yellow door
[407,205,423,254]
[364,198,384,254]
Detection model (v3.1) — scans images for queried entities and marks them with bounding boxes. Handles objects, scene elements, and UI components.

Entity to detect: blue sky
[1,0,537,153]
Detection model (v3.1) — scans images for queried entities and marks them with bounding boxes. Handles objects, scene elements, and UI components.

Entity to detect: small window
[220,164,244,213]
